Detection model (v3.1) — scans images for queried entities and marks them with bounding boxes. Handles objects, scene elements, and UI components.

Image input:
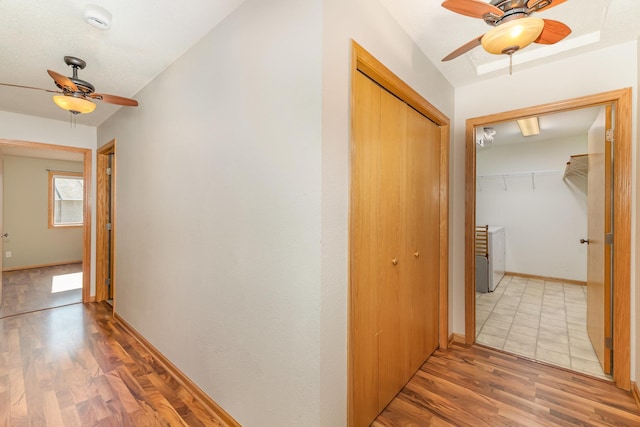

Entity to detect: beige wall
[0,110,97,292]
[3,155,83,269]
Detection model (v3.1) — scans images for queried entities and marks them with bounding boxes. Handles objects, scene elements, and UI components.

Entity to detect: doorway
[96,139,116,308]
[464,89,632,391]
[0,138,92,316]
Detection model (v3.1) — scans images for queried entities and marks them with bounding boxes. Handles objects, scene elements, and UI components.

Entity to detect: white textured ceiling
[0,0,247,126]
[0,1,638,128]
[380,0,640,88]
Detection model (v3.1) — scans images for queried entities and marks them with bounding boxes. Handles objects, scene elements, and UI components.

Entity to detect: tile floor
[476,274,610,380]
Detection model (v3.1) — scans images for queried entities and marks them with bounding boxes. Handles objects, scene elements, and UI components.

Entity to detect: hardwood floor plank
[0,303,235,426]
[0,263,83,319]
[375,343,640,426]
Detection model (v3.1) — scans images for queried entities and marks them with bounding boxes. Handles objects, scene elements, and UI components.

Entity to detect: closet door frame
[348,41,451,426]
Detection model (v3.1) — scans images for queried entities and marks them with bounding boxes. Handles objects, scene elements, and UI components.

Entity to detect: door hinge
[606,129,614,142]
[106,223,112,231]
[605,336,613,349]
[105,278,111,286]
[106,167,112,175]
[605,233,613,245]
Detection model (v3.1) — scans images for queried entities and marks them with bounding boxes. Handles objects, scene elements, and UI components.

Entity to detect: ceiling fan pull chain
[509,53,513,75]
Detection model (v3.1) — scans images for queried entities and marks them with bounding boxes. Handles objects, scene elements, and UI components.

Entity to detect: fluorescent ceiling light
[517,117,540,136]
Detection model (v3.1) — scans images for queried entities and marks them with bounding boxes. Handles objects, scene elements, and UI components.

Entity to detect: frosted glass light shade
[481,18,545,55]
[52,95,96,114]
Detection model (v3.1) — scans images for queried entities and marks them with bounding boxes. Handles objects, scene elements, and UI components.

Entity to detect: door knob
[392,258,398,266]
[0,233,8,238]
[580,239,590,244]
[414,251,420,258]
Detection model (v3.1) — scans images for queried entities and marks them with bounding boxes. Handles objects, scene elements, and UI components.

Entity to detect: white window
[48,171,84,228]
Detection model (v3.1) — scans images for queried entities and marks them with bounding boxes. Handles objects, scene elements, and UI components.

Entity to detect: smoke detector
[84,5,112,30]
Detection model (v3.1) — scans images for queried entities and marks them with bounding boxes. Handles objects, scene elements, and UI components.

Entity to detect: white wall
[0,111,97,291]
[97,0,454,425]
[476,135,588,281]
[3,155,84,269]
[99,1,322,425]
[452,41,638,377]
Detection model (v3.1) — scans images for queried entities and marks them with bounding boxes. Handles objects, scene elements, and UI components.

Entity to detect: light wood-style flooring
[0,263,83,319]
[374,342,640,426]
[0,302,229,426]
[4,299,640,426]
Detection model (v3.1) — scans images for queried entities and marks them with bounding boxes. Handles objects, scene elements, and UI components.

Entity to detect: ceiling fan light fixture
[517,117,540,136]
[481,17,545,55]
[52,95,96,114]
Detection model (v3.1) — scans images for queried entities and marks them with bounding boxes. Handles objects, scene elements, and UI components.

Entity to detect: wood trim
[504,271,587,286]
[349,41,451,426]
[448,333,466,346]
[2,260,82,272]
[0,138,92,304]
[113,312,240,427]
[464,88,632,390]
[632,382,640,411]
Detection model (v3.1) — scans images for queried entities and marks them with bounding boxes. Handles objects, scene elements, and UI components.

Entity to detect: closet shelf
[563,154,588,179]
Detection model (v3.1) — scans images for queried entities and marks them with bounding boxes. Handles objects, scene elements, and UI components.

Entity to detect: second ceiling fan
[441,0,571,62]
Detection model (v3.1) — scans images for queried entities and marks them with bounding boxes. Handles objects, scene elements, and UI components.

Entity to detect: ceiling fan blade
[442,35,484,61]
[527,0,567,13]
[0,82,62,93]
[47,69,78,92]
[91,93,139,106]
[535,19,571,44]
[441,0,504,18]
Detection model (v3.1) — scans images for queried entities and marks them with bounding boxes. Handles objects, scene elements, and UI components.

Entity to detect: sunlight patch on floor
[51,272,83,293]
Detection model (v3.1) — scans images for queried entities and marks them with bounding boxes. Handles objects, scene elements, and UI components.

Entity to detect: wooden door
[351,70,385,427]
[376,81,407,410]
[586,106,612,374]
[405,106,440,369]
[96,140,116,305]
[350,70,440,427]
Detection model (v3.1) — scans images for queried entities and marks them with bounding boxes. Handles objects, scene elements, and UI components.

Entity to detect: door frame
[96,139,116,307]
[348,41,450,425]
[0,138,92,303]
[464,88,632,390]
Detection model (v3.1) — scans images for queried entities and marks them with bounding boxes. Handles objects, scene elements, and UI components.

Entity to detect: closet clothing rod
[477,170,563,179]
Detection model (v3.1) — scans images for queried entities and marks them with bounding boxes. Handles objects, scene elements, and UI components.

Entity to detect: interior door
[350,70,441,427]
[586,105,612,374]
[406,106,440,371]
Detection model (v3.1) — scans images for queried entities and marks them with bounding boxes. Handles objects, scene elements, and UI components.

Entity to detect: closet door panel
[422,117,442,355]
[376,87,407,412]
[350,71,383,427]
[405,106,429,371]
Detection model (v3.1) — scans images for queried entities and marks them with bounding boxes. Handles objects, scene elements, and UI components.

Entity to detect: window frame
[48,171,84,229]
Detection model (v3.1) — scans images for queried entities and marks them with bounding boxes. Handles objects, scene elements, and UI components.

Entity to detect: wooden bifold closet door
[350,70,440,427]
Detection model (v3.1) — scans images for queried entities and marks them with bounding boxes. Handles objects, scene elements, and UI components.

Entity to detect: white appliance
[487,226,505,291]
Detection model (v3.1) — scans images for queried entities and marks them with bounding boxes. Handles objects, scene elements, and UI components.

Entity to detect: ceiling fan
[0,56,138,115]
[441,0,571,63]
